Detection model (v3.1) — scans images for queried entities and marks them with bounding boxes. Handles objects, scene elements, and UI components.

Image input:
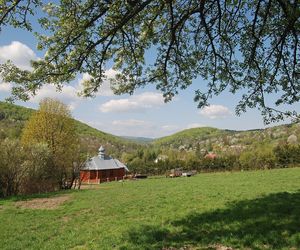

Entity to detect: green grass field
[0,168,300,250]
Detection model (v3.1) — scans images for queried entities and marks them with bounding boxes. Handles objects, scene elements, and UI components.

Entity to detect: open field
[0,168,300,250]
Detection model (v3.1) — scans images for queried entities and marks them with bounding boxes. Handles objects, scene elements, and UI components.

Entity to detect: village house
[204,152,217,159]
[154,154,168,163]
[80,146,128,184]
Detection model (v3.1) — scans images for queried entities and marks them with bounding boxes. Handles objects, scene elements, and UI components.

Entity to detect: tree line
[124,143,300,175]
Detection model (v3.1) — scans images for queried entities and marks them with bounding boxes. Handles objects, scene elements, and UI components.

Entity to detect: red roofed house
[80,146,128,184]
[204,152,217,159]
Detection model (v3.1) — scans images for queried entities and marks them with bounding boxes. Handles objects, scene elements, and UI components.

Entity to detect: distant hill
[0,101,34,139]
[1,101,300,157]
[121,136,154,143]
[0,101,139,157]
[152,124,300,153]
[154,127,233,147]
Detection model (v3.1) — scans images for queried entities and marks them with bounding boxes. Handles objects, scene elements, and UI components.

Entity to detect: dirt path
[16,195,71,210]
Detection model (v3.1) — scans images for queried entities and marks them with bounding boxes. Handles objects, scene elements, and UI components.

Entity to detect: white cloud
[0,41,38,93]
[99,92,164,113]
[199,104,232,119]
[83,119,178,138]
[30,85,77,103]
[112,119,150,127]
[95,119,157,137]
[105,68,118,79]
[100,99,141,113]
[134,92,165,107]
[28,84,83,110]
[186,123,205,129]
[0,41,37,70]
[161,125,180,132]
[68,102,77,111]
[0,82,12,92]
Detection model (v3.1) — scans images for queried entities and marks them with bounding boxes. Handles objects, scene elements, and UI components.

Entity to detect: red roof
[204,153,217,159]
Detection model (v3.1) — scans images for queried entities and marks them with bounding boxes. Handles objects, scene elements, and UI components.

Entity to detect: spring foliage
[0,0,299,122]
[21,98,78,188]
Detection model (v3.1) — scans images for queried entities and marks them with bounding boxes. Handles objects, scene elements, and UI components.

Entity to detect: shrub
[0,139,26,197]
[239,147,276,170]
[273,143,300,166]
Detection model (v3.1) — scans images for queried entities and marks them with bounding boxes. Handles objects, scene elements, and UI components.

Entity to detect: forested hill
[121,136,154,143]
[0,101,140,157]
[1,101,300,157]
[0,101,34,139]
[154,127,234,147]
[153,124,300,152]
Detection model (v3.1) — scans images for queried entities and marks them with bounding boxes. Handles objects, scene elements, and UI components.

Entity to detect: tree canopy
[21,98,78,188]
[0,0,299,122]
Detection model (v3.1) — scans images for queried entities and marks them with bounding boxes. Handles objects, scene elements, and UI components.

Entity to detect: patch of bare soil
[61,216,70,222]
[208,244,234,250]
[16,195,71,210]
[163,245,234,250]
[162,246,197,250]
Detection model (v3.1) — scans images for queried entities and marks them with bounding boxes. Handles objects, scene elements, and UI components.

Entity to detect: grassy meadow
[0,168,300,250]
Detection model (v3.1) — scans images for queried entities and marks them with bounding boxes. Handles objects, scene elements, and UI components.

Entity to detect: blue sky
[0,22,299,138]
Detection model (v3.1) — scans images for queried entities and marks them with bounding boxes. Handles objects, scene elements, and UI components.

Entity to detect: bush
[0,139,60,197]
[20,143,58,194]
[273,143,300,166]
[0,139,26,197]
[239,147,276,170]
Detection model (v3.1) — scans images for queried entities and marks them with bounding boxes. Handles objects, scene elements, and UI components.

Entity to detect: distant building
[204,152,217,159]
[80,146,128,184]
[154,155,168,163]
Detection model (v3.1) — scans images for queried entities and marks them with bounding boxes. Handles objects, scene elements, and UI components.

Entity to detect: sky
[0,16,299,138]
